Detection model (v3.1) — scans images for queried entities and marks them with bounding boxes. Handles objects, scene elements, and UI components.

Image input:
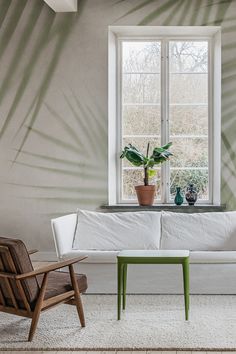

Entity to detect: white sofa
[51,211,236,294]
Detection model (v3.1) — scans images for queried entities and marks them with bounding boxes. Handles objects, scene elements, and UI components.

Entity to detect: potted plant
[120,142,173,206]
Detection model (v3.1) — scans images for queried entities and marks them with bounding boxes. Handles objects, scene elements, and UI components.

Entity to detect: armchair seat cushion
[37,271,87,301]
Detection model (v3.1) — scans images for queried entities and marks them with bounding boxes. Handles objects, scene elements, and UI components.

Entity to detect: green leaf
[148,169,156,178]
[120,142,173,169]
[120,144,145,166]
[162,142,173,150]
[151,142,173,164]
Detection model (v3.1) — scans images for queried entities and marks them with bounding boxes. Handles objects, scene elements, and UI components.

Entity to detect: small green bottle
[174,187,183,205]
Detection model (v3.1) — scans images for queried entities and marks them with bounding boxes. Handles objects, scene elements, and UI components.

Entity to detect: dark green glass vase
[174,187,184,205]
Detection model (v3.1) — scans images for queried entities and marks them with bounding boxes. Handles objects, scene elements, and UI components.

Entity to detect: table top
[117,250,190,258]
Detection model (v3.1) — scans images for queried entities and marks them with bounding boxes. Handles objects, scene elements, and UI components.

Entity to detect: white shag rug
[1,295,236,351]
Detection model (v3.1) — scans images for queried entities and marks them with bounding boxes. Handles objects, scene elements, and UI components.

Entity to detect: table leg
[123,264,127,310]
[182,258,190,320]
[117,261,123,320]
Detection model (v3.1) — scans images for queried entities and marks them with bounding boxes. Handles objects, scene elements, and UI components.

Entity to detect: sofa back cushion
[161,211,236,251]
[73,210,161,251]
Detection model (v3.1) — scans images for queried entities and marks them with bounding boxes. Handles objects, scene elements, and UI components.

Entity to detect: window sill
[100,204,226,212]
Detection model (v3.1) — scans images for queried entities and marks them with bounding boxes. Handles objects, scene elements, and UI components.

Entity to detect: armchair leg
[28,272,49,341]
[69,264,85,327]
[28,308,41,342]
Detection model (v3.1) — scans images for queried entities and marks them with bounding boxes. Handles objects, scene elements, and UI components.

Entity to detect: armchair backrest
[0,237,39,311]
[51,213,77,258]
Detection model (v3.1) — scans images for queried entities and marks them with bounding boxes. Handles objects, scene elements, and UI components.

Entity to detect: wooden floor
[1,263,234,353]
[1,351,236,354]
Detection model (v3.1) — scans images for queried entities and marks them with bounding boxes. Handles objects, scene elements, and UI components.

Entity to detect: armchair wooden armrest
[0,271,16,279]
[16,256,88,280]
[28,249,39,255]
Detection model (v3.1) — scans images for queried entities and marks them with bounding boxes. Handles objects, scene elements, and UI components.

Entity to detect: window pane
[121,41,161,201]
[169,41,208,73]
[169,137,208,168]
[170,74,208,104]
[122,169,161,200]
[169,41,209,201]
[169,105,208,136]
[123,41,161,73]
[123,74,160,104]
[123,105,161,136]
[170,169,208,200]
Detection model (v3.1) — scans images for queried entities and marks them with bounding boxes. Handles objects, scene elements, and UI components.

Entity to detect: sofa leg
[69,264,85,327]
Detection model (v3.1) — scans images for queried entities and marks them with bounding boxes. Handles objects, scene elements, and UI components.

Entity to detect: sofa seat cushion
[36,271,87,304]
[190,251,236,263]
[62,250,236,264]
[62,250,119,263]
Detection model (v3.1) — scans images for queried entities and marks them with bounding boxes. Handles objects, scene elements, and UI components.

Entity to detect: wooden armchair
[0,236,88,341]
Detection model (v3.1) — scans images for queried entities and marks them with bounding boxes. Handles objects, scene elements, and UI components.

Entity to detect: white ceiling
[43,0,77,12]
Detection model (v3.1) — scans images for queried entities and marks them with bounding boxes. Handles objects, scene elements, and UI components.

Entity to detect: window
[108,27,221,205]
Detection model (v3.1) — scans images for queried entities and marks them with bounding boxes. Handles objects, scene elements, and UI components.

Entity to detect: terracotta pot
[135,185,157,206]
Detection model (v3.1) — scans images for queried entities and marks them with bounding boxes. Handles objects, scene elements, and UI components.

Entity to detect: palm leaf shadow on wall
[0,0,55,140]
[0,0,106,216]
[8,95,107,216]
[12,16,77,162]
[1,0,236,218]
[116,0,236,209]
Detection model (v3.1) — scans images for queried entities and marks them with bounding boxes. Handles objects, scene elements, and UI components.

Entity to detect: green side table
[117,250,190,321]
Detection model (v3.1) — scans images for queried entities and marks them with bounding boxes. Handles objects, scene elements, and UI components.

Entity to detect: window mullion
[161,39,170,204]
[208,38,213,204]
[117,39,123,204]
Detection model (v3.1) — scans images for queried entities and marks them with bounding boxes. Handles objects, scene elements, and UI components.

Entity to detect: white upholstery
[61,250,119,263]
[51,213,77,257]
[52,211,236,261]
[51,211,236,294]
[161,211,236,251]
[190,251,236,263]
[61,249,236,264]
[73,210,161,251]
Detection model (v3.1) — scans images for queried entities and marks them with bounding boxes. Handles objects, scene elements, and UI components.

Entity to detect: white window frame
[108,26,221,206]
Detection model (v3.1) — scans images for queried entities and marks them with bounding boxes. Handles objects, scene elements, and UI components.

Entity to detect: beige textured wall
[0,0,235,251]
